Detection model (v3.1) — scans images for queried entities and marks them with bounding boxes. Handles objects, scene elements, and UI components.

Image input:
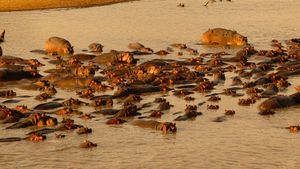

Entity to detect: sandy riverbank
[0,0,136,12]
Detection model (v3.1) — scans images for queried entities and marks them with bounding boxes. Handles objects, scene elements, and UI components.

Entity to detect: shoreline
[0,0,137,12]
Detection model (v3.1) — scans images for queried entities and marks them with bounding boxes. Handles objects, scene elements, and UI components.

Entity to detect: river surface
[0,0,300,168]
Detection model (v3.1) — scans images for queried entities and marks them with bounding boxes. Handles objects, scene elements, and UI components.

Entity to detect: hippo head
[106,118,126,125]
[113,87,129,97]
[46,117,58,126]
[62,46,74,55]
[161,122,177,134]
[234,34,248,46]
[117,52,135,64]
[147,66,161,75]
[29,133,46,141]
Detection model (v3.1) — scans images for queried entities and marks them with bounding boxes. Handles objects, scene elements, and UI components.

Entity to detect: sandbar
[0,0,136,12]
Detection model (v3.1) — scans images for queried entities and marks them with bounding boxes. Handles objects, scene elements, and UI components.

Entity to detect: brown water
[0,0,300,168]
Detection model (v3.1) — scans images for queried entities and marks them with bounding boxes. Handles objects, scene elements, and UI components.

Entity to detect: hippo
[174,105,202,121]
[90,97,113,107]
[113,104,141,119]
[69,53,96,61]
[201,28,247,46]
[138,110,163,119]
[158,101,173,111]
[88,43,103,53]
[0,68,42,81]
[6,113,57,129]
[0,105,25,123]
[106,118,127,125]
[113,85,166,98]
[55,118,83,130]
[80,140,97,148]
[131,120,177,134]
[24,118,83,136]
[154,50,170,56]
[0,90,16,98]
[45,36,73,56]
[128,42,145,51]
[128,42,153,54]
[61,98,88,108]
[212,116,228,122]
[0,30,5,42]
[77,127,92,135]
[258,92,300,111]
[261,83,279,97]
[79,112,95,120]
[170,43,187,50]
[33,102,63,110]
[92,50,135,65]
[52,76,93,89]
[0,133,46,142]
[177,3,185,7]
[91,109,119,116]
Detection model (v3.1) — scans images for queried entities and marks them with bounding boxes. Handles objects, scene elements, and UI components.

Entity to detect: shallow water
[0,0,300,168]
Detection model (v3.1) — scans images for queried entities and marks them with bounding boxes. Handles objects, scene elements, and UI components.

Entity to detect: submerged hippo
[258,92,300,111]
[0,69,42,81]
[128,42,153,54]
[131,120,177,134]
[88,43,103,53]
[80,140,97,148]
[201,28,247,46]
[57,77,97,89]
[45,36,73,56]
[0,133,46,142]
[93,51,135,65]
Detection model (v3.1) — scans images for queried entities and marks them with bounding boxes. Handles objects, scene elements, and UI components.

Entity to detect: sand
[0,0,136,12]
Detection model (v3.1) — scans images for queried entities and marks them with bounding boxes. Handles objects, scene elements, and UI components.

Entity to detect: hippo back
[131,120,161,130]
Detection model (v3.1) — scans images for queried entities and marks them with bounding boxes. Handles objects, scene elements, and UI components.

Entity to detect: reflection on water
[0,0,300,168]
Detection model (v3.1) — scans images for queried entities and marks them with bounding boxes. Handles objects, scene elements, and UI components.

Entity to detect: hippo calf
[201,28,247,46]
[45,36,73,56]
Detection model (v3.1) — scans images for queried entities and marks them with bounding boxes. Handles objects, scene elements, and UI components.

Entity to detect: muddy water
[0,0,300,168]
